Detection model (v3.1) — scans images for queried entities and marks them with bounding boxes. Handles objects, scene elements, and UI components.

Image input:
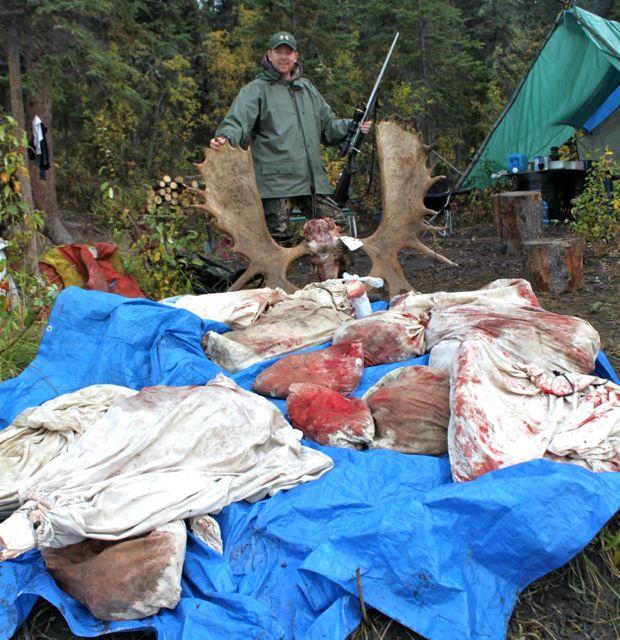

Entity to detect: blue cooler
[507,153,528,173]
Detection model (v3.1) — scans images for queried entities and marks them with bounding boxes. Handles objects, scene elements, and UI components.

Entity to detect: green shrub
[97,181,207,300]
[571,151,620,244]
[0,114,57,318]
[0,113,58,380]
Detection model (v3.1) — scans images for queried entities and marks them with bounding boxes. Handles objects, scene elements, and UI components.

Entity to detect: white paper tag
[340,236,364,251]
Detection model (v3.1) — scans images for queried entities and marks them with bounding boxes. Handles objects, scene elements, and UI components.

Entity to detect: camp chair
[423,179,471,237]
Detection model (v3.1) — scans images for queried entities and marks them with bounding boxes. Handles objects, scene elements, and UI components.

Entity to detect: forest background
[3,0,620,246]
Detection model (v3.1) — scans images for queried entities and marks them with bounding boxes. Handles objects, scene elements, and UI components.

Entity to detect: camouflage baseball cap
[269,31,298,51]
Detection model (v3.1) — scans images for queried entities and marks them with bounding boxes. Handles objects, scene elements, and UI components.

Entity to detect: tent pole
[457,9,567,190]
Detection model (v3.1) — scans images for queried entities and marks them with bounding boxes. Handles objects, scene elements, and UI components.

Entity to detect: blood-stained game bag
[287,383,375,448]
[253,341,364,398]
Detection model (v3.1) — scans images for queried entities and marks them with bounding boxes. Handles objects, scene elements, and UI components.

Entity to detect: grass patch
[0,319,45,381]
[348,516,619,640]
[13,599,155,640]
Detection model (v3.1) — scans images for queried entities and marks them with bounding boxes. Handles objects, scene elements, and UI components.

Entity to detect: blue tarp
[0,287,618,640]
[583,83,620,131]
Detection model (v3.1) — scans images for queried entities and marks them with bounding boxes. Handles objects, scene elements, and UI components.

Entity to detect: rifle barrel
[333,33,399,206]
[362,32,399,123]
[349,32,399,154]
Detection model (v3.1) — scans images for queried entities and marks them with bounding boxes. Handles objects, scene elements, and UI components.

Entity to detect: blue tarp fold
[0,287,618,640]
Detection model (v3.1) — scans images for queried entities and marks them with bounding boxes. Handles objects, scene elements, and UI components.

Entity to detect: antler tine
[228,266,262,291]
[407,237,459,267]
[190,202,219,217]
[426,175,446,189]
[420,220,448,233]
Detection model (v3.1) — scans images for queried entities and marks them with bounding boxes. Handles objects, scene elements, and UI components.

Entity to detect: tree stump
[522,237,585,293]
[491,191,542,254]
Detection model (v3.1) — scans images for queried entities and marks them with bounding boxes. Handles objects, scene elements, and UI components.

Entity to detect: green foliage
[4,0,620,293]
[4,0,586,224]
[0,113,59,380]
[200,9,259,132]
[0,114,30,224]
[0,313,47,381]
[602,526,620,565]
[97,183,205,300]
[571,150,620,245]
[608,0,620,21]
[45,0,208,213]
[0,112,56,318]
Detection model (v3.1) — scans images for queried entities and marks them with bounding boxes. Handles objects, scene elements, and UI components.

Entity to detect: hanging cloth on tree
[27,115,50,180]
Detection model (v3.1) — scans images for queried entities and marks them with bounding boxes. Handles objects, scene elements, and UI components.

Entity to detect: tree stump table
[522,236,585,293]
[491,191,542,254]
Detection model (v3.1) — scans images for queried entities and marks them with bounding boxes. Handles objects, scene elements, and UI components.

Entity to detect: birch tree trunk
[417,0,432,144]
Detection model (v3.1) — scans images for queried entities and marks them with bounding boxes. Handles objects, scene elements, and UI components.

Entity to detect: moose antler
[193,121,454,296]
[363,118,457,296]
[193,144,308,292]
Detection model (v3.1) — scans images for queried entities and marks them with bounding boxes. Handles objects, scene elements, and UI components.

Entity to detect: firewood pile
[148,174,204,208]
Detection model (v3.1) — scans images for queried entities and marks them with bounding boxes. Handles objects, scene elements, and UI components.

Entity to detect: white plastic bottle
[342,273,384,318]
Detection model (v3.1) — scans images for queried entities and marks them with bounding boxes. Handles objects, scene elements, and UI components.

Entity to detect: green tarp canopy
[459,5,620,190]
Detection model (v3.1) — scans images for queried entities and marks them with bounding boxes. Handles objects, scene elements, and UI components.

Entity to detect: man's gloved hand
[209,136,228,150]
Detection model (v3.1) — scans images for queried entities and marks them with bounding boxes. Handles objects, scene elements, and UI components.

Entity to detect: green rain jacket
[215,60,351,199]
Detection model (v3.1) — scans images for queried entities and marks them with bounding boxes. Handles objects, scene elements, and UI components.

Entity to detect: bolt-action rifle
[332,33,399,207]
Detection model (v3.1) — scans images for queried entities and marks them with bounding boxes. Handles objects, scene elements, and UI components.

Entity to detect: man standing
[210,31,371,246]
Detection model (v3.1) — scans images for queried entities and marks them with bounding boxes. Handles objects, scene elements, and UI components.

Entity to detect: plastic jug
[507,153,528,173]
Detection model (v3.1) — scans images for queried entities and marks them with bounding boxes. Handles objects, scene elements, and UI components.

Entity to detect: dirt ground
[287,214,619,369]
[400,220,619,373]
[12,214,620,640]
